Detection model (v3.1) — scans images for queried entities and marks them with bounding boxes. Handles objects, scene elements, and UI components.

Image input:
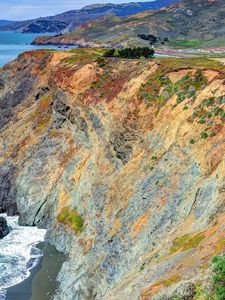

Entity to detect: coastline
[6,242,66,300]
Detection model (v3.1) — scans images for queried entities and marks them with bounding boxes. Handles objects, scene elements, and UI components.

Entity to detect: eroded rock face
[0,50,225,299]
[0,217,9,239]
[0,162,18,215]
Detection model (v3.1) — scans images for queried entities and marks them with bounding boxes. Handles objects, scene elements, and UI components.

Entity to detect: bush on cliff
[57,206,84,235]
[103,49,116,58]
[211,254,225,300]
[103,47,155,59]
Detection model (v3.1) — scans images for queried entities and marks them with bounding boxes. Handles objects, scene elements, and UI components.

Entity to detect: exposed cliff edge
[0,49,225,299]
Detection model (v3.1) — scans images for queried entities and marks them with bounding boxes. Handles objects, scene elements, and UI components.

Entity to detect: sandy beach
[6,243,66,300]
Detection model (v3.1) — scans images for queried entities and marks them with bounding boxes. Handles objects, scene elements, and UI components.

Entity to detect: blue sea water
[0,31,58,67]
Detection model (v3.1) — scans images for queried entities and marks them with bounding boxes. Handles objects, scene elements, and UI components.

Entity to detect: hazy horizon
[0,0,154,21]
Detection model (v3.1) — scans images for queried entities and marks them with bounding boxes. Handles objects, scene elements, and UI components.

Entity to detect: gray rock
[0,216,10,239]
[152,281,196,300]
[0,162,18,215]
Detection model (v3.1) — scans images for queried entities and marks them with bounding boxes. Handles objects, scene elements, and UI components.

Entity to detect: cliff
[0,49,225,299]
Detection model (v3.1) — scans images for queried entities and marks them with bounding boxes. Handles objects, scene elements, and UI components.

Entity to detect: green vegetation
[140,263,145,271]
[157,255,225,300]
[190,95,225,139]
[170,232,205,254]
[103,48,116,58]
[139,56,224,107]
[96,56,106,67]
[103,47,155,59]
[151,156,158,161]
[211,255,225,300]
[60,48,106,66]
[201,132,209,139]
[194,255,225,300]
[190,138,196,145]
[163,275,181,287]
[169,39,201,48]
[157,57,224,70]
[117,47,155,59]
[57,206,84,235]
[140,68,208,107]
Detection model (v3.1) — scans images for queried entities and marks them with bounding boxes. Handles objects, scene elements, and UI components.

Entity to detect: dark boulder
[0,216,9,239]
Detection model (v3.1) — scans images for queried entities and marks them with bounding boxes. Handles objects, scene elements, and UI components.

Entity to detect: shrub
[151,156,158,161]
[57,206,84,234]
[198,118,206,124]
[103,48,116,57]
[96,57,106,67]
[201,132,209,139]
[190,138,196,145]
[118,47,155,59]
[211,255,225,300]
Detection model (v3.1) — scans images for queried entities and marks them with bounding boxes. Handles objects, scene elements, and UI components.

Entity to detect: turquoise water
[0,31,58,67]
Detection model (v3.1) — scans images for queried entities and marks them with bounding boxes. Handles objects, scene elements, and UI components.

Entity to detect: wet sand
[6,242,66,300]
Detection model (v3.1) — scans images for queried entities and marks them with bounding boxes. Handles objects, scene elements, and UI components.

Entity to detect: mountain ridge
[0,20,14,27]
[32,0,225,49]
[0,0,177,33]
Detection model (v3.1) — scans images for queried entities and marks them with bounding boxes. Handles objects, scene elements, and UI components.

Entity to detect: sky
[0,0,152,21]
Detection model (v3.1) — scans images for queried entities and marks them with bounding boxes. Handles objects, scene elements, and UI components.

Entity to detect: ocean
[0,31,58,67]
[0,215,46,299]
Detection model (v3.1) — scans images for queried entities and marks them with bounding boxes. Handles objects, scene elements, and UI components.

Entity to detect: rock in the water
[0,217,9,239]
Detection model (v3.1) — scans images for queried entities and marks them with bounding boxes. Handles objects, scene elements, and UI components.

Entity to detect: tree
[103,49,116,57]
[117,47,155,59]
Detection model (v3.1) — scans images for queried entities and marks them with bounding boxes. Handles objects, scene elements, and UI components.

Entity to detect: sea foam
[0,214,46,299]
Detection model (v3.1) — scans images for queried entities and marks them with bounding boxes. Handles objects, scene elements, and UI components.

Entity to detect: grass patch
[57,206,84,235]
[169,39,201,49]
[170,232,205,254]
[60,48,106,66]
[163,275,181,287]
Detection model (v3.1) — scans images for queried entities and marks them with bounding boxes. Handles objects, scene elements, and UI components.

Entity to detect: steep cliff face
[0,49,225,299]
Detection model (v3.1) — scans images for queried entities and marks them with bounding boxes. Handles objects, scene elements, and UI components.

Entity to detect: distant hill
[0,0,177,33]
[33,0,225,48]
[0,20,14,27]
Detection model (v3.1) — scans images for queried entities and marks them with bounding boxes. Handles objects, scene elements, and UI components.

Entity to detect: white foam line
[0,214,46,298]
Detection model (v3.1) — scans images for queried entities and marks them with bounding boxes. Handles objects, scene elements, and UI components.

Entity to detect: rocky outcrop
[0,216,10,238]
[0,162,18,215]
[0,49,225,299]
